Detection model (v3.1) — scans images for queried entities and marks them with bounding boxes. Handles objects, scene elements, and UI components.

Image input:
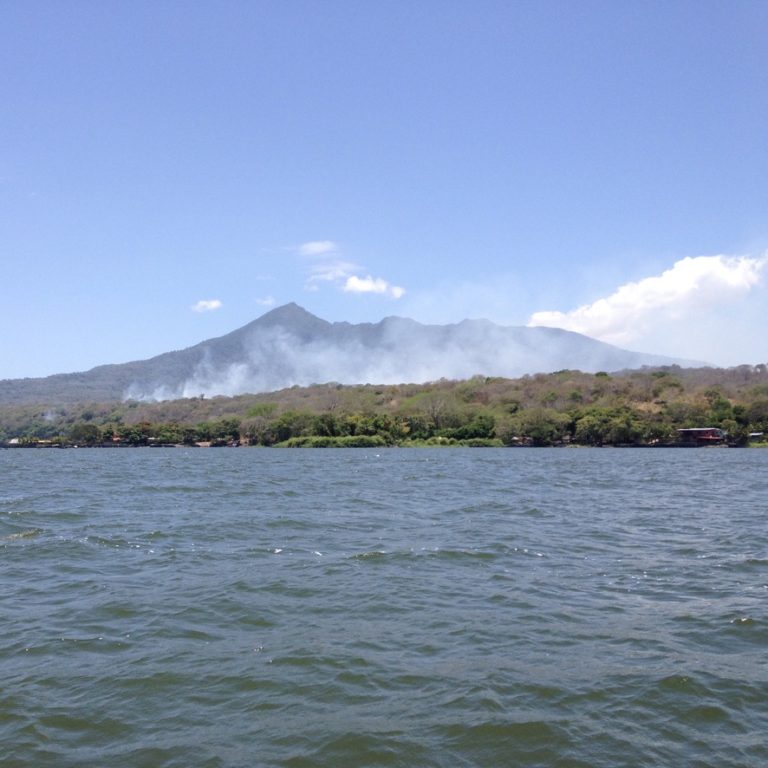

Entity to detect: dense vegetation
[2,366,768,448]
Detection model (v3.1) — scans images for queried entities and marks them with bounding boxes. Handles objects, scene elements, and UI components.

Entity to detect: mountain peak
[0,303,703,404]
[259,302,319,322]
[221,302,331,344]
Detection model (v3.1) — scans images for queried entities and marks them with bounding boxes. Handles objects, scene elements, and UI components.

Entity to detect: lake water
[1,447,767,767]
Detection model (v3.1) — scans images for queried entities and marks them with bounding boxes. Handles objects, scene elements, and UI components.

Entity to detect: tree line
[2,366,768,448]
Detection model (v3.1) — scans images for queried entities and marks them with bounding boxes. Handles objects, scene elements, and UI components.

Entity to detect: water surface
[2,448,767,766]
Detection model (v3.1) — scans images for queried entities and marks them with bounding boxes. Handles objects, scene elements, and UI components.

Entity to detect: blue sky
[2,0,767,378]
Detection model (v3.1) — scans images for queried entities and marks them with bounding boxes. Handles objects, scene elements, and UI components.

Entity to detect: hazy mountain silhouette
[0,303,703,404]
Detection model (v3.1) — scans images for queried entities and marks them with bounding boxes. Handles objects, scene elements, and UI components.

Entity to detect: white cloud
[191,299,223,313]
[528,254,767,347]
[299,240,338,257]
[295,239,406,300]
[308,259,360,283]
[343,275,405,299]
[255,295,276,307]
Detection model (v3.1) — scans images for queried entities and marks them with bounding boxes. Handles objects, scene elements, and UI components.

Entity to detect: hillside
[2,366,767,447]
[0,303,701,405]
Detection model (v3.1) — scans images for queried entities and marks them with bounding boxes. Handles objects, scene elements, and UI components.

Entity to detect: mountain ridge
[0,303,704,405]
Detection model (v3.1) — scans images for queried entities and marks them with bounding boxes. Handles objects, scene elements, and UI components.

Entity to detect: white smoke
[123,317,680,402]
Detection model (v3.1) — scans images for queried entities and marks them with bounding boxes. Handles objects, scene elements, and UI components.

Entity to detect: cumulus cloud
[528,254,767,346]
[343,275,405,299]
[299,240,338,256]
[191,299,223,313]
[297,239,405,299]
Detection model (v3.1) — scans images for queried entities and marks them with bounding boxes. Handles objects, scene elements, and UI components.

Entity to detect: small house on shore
[676,427,726,445]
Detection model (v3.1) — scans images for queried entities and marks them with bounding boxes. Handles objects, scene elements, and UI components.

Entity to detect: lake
[2,447,767,767]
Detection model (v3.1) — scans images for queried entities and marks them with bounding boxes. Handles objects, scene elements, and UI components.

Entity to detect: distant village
[2,425,765,450]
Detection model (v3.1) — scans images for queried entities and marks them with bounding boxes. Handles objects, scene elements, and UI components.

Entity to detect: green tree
[69,422,101,446]
[511,408,570,446]
[245,402,278,419]
[747,399,768,432]
[720,418,748,445]
[152,422,184,444]
[240,403,279,445]
[272,410,315,443]
[605,413,642,445]
[210,418,241,442]
[574,413,608,446]
[118,421,152,445]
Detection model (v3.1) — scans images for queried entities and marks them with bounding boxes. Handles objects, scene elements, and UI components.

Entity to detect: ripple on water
[1,448,768,767]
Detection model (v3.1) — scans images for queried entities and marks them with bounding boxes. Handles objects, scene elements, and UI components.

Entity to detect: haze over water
[2,447,767,767]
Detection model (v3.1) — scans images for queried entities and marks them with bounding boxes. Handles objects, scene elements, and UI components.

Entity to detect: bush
[277,434,389,448]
